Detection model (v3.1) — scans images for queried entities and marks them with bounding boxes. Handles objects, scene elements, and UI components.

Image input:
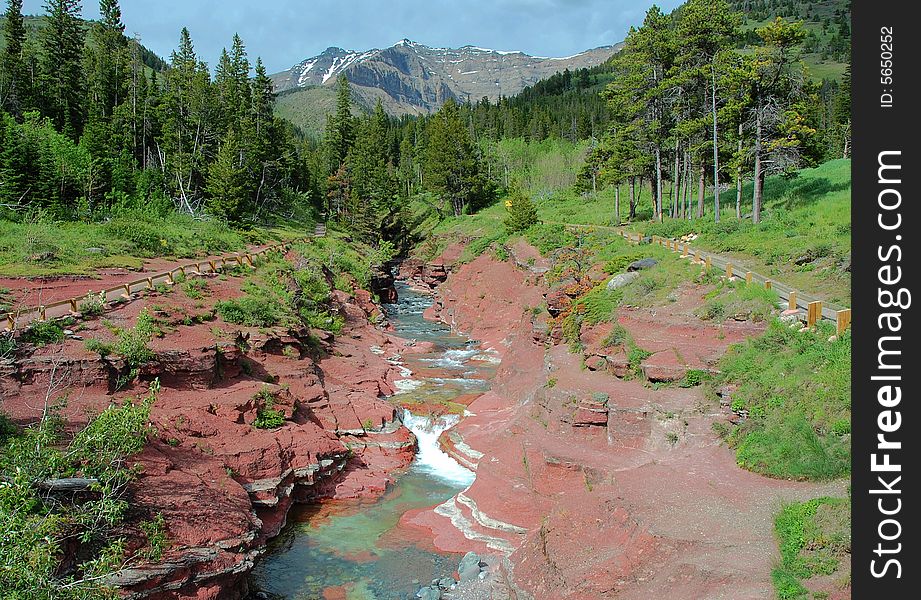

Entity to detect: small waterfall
[402,409,475,487]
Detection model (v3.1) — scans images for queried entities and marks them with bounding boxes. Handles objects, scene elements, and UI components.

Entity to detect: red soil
[1,254,416,599]
[408,245,847,599]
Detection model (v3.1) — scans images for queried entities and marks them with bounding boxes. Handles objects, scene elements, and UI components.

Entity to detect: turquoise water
[250,283,487,600]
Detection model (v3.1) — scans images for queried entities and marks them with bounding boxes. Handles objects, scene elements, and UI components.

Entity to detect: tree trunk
[654,146,663,222]
[753,110,763,224]
[614,184,621,225]
[629,177,636,220]
[672,139,680,219]
[711,62,720,223]
[697,165,705,219]
[683,151,691,220]
[736,122,743,220]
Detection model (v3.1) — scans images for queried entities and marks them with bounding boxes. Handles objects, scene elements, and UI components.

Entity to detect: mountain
[270,39,618,120]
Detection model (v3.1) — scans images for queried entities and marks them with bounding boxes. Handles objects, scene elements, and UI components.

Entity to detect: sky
[22,0,683,74]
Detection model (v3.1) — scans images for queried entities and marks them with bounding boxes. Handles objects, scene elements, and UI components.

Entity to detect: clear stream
[250,282,492,599]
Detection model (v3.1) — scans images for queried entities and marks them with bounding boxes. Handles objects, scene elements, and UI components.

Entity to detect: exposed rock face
[403,241,846,600]
[370,264,398,304]
[271,40,619,116]
[0,265,419,600]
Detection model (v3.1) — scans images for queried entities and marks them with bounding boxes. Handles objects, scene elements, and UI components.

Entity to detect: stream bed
[250,283,491,599]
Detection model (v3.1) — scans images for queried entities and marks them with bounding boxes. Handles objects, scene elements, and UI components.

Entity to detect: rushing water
[250,282,489,600]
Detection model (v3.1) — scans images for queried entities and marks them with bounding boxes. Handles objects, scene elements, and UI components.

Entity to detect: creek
[250,282,492,599]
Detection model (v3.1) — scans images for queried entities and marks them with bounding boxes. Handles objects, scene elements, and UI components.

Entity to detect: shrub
[217,295,284,327]
[85,338,115,358]
[503,189,539,233]
[20,320,65,346]
[253,408,286,429]
[78,293,106,316]
[116,308,157,368]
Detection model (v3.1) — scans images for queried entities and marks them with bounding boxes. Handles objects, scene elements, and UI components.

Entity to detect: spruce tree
[39,0,86,137]
[326,75,354,171]
[1,0,30,116]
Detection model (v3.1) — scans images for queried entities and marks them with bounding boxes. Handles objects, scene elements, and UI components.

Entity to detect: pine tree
[1,0,31,116]
[39,0,86,136]
[206,128,250,223]
[424,98,494,216]
[325,75,354,171]
[160,27,213,212]
[678,0,741,222]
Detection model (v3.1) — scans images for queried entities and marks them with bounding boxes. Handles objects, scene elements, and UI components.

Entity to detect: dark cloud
[22,0,682,73]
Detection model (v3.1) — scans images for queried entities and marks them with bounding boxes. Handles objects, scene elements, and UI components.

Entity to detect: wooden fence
[620,231,852,336]
[3,241,298,332]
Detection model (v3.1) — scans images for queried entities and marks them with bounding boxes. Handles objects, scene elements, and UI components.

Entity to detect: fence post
[789,291,797,311]
[836,309,852,336]
[123,284,131,298]
[745,271,753,284]
[6,314,13,330]
[765,280,772,291]
[70,298,78,313]
[683,243,689,257]
[807,301,822,327]
[209,260,217,272]
[147,277,154,289]
[705,256,711,270]
[179,266,186,277]
[39,306,46,321]
[725,263,733,279]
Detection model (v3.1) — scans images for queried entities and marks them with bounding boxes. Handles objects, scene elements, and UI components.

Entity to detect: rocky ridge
[271,39,618,115]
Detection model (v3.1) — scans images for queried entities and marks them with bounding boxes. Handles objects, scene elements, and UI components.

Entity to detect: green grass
[698,278,780,322]
[716,319,850,480]
[635,160,852,306]
[773,496,850,599]
[0,209,310,277]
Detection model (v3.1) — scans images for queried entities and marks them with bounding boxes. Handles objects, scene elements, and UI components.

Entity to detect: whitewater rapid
[401,409,476,487]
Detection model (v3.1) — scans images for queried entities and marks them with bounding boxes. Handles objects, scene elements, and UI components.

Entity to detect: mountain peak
[271,40,619,116]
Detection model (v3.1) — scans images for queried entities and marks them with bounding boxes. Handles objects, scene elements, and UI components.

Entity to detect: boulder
[584,355,607,372]
[606,271,640,291]
[545,289,572,317]
[458,551,482,574]
[627,258,658,271]
[370,264,398,304]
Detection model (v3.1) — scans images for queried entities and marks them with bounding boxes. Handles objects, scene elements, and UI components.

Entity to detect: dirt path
[552,220,844,321]
[1,223,326,329]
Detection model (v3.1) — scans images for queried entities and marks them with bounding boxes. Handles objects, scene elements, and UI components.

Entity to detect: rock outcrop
[0,262,419,600]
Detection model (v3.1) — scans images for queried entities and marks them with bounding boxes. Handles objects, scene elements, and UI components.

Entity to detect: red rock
[584,355,607,372]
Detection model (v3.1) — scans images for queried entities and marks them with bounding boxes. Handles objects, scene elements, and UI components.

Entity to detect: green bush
[20,321,65,346]
[217,295,284,327]
[0,381,157,598]
[78,293,106,317]
[503,189,539,233]
[254,408,286,429]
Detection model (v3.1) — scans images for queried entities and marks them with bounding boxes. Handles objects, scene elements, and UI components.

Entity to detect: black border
[852,1,917,596]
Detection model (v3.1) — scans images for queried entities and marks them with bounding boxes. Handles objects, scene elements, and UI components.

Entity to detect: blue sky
[23,0,683,73]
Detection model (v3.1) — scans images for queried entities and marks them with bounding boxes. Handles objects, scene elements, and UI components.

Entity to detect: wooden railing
[3,241,298,332]
[618,230,852,336]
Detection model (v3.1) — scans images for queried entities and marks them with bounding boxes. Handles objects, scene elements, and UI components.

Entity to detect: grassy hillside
[733,0,850,82]
[0,14,167,73]
[274,86,365,138]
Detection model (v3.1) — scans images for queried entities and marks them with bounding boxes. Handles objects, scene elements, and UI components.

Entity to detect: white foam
[393,378,424,393]
[402,410,475,487]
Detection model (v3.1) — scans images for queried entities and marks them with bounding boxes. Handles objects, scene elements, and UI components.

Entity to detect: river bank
[398,243,847,599]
